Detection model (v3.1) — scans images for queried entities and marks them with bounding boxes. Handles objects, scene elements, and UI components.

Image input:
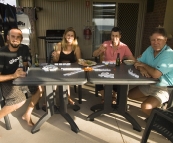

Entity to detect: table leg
[58,86,79,133]
[87,85,113,120]
[78,85,82,104]
[87,84,142,132]
[115,85,142,132]
[31,85,54,134]
[90,104,103,112]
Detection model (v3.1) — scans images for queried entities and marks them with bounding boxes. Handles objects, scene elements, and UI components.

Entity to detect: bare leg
[22,86,44,126]
[0,101,26,119]
[128,86,161,116]
[112,91,117,104]
[99,90,117,104]
[141,96,160,116]
[68,85,75,105]
[128,86,147,102]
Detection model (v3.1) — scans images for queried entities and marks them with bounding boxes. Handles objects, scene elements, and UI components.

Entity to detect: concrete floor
[0,84,171,143]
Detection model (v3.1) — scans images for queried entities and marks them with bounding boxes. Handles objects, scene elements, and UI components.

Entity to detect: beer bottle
[116,53,120,66]
[18,56,24,68]
[35,53,39,67]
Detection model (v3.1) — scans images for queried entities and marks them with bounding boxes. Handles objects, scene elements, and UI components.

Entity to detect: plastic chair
[0,86,12,130]
[141,88,173,143]
[161,86,173,109]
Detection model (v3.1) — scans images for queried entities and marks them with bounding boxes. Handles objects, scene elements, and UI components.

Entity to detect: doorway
[92,2,141,57]
[92,2,116,52]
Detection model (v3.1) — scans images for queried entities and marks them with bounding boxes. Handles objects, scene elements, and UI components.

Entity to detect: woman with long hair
[52,27,81,105]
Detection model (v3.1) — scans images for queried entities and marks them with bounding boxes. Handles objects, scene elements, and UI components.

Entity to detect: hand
[13,68,26,78]
[52,51,56,57]
[139,67,151,78]
[99,44,106,53]
[134,61,145,69]
[137,55,142,59]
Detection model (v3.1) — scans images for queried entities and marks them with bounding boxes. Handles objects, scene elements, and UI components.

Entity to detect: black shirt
[59,50,76,63]
[0,44,30,75]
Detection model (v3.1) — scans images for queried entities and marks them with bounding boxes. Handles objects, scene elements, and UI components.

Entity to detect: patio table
[87,63,158,132]
[13,64,87,133]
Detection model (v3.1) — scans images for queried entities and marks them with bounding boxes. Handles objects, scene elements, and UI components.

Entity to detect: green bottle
[18,56,24,68]
[35,54,39,67]
[116,53,120,66]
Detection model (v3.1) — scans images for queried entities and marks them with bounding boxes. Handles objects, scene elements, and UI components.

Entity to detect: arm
[0,68,26,82]
[137,66,151,78]
[0,73,16,82]
[52,43,61,63]
[134,61,162,78]
[123,45,136,61]
[93,44,106,57]
[126,55,136,61]
[135,46,162,78]
[75,46,81,62]
[23,62,28,67]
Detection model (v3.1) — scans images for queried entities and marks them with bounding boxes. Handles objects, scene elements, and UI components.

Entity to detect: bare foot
[68,97,75,105]
[112,97,117,104]
[22,114,34,126]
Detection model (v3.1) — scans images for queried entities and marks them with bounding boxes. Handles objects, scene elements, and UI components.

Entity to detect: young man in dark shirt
[0,28,43,126]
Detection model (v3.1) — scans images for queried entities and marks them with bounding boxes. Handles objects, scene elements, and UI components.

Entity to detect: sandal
[101,96,116,104]
[68,97,80,111]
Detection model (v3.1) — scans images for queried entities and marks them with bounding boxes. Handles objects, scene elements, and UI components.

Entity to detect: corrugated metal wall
[20,0,93,60]
[36,0,93,60]
[19,0,34,6]
[19,0,145,60]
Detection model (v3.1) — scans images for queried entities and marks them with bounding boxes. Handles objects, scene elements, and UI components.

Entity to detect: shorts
[139,85,169,104]
[0,82,38,106]
[28,86,38,95]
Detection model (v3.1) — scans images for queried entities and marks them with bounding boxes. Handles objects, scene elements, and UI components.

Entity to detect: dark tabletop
[13,64,87,86]
[87,64,158,85]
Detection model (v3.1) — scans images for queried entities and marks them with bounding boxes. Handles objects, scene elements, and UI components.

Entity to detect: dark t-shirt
[59,50,76,63]
[0,44,30,75]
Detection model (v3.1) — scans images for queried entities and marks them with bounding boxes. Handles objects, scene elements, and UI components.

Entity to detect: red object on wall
[86,1,90,7]
[83,27,92,40]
